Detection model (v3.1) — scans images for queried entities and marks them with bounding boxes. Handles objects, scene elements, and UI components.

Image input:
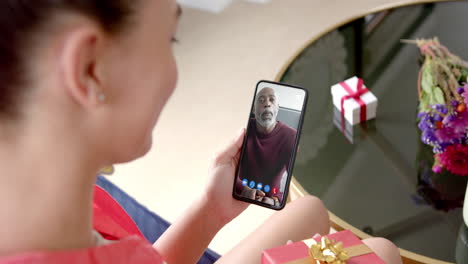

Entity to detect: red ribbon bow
[339,78,369,124]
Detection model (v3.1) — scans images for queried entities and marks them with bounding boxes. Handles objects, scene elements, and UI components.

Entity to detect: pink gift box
[262,230,385,264]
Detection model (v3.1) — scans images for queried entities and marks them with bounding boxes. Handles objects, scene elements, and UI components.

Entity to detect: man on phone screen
[237,87,297,207]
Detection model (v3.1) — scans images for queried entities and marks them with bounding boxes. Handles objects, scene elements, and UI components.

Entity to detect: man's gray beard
[257,117,276,129]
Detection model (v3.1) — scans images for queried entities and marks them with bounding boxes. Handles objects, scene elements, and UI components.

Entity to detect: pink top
[0,185,166,263]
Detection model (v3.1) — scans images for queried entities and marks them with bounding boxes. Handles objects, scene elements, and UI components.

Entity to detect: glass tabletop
[279,1,468,262]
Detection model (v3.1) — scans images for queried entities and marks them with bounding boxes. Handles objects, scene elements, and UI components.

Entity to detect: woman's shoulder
[0,236,166,264]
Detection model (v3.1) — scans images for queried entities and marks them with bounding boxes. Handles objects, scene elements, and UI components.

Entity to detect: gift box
[262,230,385,264]
[332,107,376,144]
[331,77,378,125]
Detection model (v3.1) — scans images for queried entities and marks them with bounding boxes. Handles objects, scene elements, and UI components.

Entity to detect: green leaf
[460,67,468,82]
[419,93,430,112]
[428,93,436,105]
[421,62,435,95]
[433,86,445,104]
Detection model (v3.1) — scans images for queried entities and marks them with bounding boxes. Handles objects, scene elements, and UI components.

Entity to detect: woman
[0,0,402,263]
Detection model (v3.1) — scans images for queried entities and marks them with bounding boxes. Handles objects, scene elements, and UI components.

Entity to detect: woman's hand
[202,128,249,226]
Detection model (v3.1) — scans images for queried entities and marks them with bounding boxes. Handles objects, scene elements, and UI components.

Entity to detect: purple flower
[463,92,468,105]
[432,165,442,174]
[418,120,431,131]
[463,83,468,105]
[422,130,437,144]
[443,114,456,125]
[451,100,459,107]
[418,113,434,131]
[457,86,465,94]
[433,146,444,153]
[449,110,468,133]
[416,106,467,152]
[435,126,464,143]
[432,104,448,114]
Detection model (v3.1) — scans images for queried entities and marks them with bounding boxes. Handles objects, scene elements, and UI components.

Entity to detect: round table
[277,1,468,263]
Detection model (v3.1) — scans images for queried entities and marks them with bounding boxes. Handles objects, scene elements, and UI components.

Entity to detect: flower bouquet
[407,38,468,176]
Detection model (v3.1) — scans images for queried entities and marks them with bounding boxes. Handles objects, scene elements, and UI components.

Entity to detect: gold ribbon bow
[309,237,349,264]
[286,236,372,264]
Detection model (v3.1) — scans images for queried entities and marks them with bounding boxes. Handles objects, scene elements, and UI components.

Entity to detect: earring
[98,93,106,102]
[89,81,106,102]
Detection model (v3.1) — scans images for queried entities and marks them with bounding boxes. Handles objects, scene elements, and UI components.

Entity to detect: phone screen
[233,81,308,210]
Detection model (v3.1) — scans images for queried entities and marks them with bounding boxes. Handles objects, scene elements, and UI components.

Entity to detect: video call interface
[235,82,306,208]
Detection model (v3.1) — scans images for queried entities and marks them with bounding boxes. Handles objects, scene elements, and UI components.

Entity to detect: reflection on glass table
[279,1,468,263]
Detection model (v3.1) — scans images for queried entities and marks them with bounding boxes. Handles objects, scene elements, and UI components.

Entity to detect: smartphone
[232,80,308,210]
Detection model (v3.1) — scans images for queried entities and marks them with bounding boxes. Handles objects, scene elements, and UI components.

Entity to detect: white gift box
[331,76,378,125]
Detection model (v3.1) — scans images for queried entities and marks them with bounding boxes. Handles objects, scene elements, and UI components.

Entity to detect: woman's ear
[60,27,105,107]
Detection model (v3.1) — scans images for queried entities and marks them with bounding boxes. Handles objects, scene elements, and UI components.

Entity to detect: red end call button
[272,187,278,195]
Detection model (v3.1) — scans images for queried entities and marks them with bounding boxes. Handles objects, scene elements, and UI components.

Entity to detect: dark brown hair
[0,0,136,120]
